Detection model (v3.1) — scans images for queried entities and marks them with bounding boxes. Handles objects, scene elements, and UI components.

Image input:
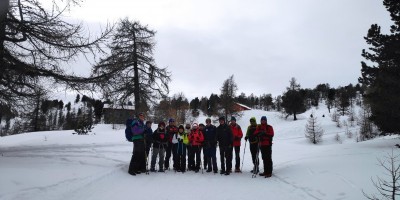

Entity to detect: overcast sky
[54,0,391,101]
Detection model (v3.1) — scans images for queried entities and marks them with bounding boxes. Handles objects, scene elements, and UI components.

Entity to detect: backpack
[125,118,134,142]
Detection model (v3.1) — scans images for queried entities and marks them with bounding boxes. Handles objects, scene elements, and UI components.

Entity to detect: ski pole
[144,139,149,175]
[199,146,203,174]
[240,140,247,172]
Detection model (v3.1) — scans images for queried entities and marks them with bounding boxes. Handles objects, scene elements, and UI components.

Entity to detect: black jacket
[216,123,233,147]
[152,128,169,149]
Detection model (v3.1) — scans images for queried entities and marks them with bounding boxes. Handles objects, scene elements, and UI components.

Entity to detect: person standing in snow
[244,117,259,173]
[150,121,169,172]
[198,123,207,170]
[144,121,153,160]
[230,116,243,173]
[188,123,204,173]
[165,118,178,170]
[128,112,146,176]
[254,116,274,178]
[203,118,218,173]
[185,123,193,170]
[216,116,233,175]
[172,125,189,172]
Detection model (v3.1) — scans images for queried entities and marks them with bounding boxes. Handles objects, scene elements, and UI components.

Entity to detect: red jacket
[166,125,178,143]
[253,124,274,146]
[230,124,243,147]
[188,129,204,146]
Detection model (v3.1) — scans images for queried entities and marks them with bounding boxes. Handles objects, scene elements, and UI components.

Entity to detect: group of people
[127,113,274,178]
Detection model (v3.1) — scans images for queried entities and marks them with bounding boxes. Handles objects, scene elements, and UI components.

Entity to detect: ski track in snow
[1,108,399,200]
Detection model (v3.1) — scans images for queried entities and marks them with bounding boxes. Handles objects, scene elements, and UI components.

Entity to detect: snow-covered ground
[0,106,399,200]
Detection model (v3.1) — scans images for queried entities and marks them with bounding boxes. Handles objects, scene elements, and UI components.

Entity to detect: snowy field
[1,107,399,200]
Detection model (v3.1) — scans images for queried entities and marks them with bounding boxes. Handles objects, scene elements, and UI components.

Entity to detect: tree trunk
[0,0,9,59]
[132,33,141,113]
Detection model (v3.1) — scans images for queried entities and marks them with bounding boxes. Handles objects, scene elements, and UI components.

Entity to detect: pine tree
[92,18,170,112]
[359,0,400,134]
[219,75,240,119]
[305,113,324,144]
[281,77,306,120]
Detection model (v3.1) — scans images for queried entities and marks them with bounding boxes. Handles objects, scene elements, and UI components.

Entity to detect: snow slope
[0,107,399,200]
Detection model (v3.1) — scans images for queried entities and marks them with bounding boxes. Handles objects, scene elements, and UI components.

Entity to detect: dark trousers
[145,142,152,159]
[205,147,218,172]
[249,143,260,168]
[260,145,273,174]
[187,146,194,170]
[233,146,241,169]
[173,143,186,171]
[219,146,233,172]
[203,147,207,169]
[129,140,146,173]
[189,145,202,170]
[165,142,175,169]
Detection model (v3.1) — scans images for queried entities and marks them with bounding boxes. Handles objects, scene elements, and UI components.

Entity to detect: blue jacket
[204,124,217,148]
[144,126,153,144]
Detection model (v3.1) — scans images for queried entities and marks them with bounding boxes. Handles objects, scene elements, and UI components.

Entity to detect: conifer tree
[92,18,170,112]
[359,0,400,134]
[305,113,324,144]
[281,78,306,120]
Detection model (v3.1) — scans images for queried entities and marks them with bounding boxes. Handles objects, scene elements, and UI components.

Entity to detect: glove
[258,131,266,136]
[245,136,248,141]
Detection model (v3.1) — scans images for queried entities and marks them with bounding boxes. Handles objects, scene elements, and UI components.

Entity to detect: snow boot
[265,173,272,178]
[128,171,136,176]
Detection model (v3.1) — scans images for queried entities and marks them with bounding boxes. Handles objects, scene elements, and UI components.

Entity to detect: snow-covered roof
[235,102,252,110]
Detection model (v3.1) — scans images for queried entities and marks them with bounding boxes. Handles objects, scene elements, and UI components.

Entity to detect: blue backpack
[125,118,134,142]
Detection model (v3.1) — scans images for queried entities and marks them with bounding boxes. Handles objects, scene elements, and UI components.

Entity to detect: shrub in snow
[358,104,377,141]
[73,115,94,135]
[363,151,400,200]
[335,133,342,144]
[331,110,339,122]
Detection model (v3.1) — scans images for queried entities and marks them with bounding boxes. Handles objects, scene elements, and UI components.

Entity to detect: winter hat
[169,118,175,123]
[219,116,225,121]
[178,125,184,132]
[185,123,191,129]
[199,123,205,128]
[250,117,257,125]
[230,116,236,122]
[158,121,166,128]
[192,123,199,129]
[261,116,267,121]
